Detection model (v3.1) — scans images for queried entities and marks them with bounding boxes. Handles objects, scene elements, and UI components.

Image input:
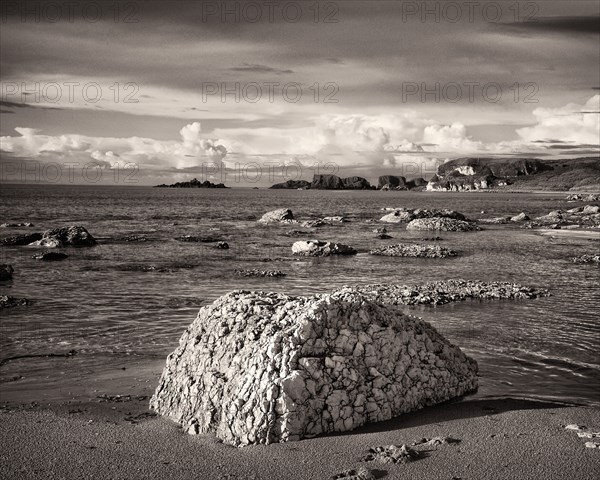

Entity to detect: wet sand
[1,358,599,480]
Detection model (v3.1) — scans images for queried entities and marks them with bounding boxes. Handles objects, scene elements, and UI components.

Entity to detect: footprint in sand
[330,466,377,480]
[362,444,419,464]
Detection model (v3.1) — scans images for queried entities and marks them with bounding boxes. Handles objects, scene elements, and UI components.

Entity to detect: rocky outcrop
[510,213,530,222]
[270,180,311,189]
[258,209,296,224]
[0,264,14,281]
[380,209,466,223]
[32,251,68,261]
[311,175,372,190]
[406,218,481,232]
[155,178,227,188]
[369,244,457,258]
[29,226,97,247]
[292,240,357,256]
[150,288,478,445]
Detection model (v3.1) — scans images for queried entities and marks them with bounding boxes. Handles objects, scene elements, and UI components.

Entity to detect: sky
[0,0,599,186]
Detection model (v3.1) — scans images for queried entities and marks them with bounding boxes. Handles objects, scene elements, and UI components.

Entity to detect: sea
[0,184,599,406]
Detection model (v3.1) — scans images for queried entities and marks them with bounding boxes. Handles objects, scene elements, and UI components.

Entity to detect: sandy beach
[2,393,599,480]
[0,357,598,480]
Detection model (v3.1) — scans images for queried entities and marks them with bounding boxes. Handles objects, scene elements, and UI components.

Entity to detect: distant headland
[269,156,600,192]
[155,178,228,188]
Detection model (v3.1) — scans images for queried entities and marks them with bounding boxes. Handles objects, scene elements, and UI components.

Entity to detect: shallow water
[0,184,599,406]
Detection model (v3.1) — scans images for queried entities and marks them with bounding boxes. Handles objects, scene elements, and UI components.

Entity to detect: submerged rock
[292,240,357,256]
[370,243,457,258]
[0,295,30,309]
[0,222,34,228]
[258,209,296,224]
[0,264,14,281]
[176,235,223,243]
[32,251,69,261]
[234,269,287,277]
[406,218,481,232]
[150,288,478,445]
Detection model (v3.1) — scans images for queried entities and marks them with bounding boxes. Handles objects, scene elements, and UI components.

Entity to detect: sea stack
[150,288,478,446]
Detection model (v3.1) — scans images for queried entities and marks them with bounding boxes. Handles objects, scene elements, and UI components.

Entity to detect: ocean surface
[0,184,599,406]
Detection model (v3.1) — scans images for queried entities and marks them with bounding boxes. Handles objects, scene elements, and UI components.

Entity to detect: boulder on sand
[150,288,478,445]
[259,209,296,224]
[292,240,357,256]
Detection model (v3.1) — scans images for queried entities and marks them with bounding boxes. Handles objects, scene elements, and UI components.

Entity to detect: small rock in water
[363,444,419,464]
[373,227,388,234]
[1,232,43,245]
[331,466,376,480]
[407,218,480,232]
[234,269,286,277]
[292,240,357,256]
[258,209,296,224]
[584,442,600,449]
[0,264,14,281]
[215,241,229,249]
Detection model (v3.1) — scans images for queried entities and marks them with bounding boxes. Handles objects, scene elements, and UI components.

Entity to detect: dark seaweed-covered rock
[1,232,43,245]
[0,264,14,281]
[0,295,30,309]
[32,251,69,261]
[215,241,229,249]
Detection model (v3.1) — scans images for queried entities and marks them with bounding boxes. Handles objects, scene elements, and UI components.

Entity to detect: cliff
[427,157,600,192]
[310,175,373,190]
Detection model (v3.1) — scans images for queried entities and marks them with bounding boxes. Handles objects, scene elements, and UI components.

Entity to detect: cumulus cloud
[516,95,600,144]
[0,122,229,171]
